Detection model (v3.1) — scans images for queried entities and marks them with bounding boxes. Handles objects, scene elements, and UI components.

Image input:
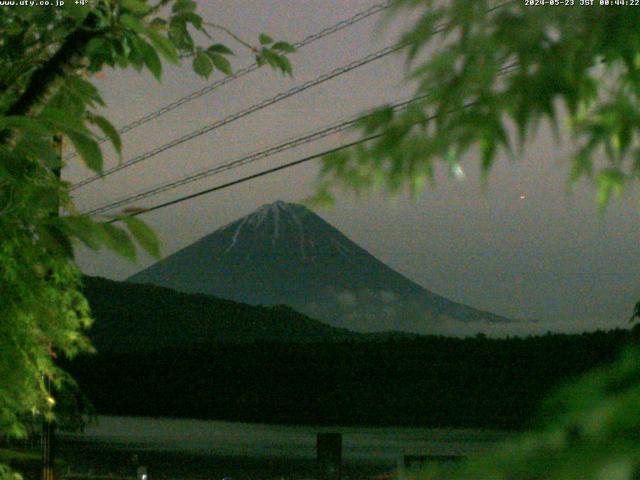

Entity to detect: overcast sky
[66,0,639,336]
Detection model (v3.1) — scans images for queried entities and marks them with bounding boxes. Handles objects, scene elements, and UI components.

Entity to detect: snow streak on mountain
[128,201,511,333]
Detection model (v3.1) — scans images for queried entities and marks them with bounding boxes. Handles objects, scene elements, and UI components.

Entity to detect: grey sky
[67,0,639,336]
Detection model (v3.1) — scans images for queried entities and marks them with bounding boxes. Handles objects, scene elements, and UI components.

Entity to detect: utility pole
[41,403,54,480]
[42,134,62,480]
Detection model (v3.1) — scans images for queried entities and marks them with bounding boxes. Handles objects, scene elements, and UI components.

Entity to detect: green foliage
[88,114,122,157]
[193,49,214,78]
[0,1,294,476]
[0,463,22,480]
[313,2,640,478]
[256,46,294,77]
[118,216,161,260]
[414,346,640,480]
[318,2,640,207]
[0,228,93,435]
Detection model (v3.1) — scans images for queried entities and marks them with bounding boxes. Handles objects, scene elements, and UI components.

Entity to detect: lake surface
[62,416,513,463]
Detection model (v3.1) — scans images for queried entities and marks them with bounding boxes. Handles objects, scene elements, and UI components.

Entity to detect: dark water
[58,416,512,479]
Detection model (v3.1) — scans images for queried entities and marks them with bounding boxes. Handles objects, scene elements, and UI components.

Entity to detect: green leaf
[120,14,146,33]
[168,17,194,52]
[127,33,147,71]
[0,116,52,136]
[59,86,92,115]
[596,168,625,208]
[59,216,106,251]
[90,115,122,156]
[271,41,296,53]
[146,29,179,64]
[85,37,115,72]
[120,216,161,259]
[259,33,273,45]
[275,54,293,76]
[360,106,395,134]
[37,224,74,258]
[66,76,105,107]
[185,12,204,31]
[15,135,60,168]
[206,43,234,56]
[40,107,88,136]
[172,0,196,13]
[261,50,292,76]
[62,3,90,21]
[206,52,232,75]
[66,131,103,173]
[101,223,136,261]
[173,11,203,31]
[479,129,498,173]
[137,38,162,79]
[193,50,213,78]
[120,0,151,15]
[28,187,60,213]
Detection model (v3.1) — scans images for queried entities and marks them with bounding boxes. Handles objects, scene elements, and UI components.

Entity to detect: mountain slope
[128,201,512,333]
[82,276,356,353]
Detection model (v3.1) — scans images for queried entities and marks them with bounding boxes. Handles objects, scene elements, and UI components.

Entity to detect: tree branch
[5,29,97,119]
[204,22,257,52]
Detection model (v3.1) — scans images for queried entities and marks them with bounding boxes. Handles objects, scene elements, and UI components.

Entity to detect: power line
[64,1,393,162]
[101,98,492,222]
[71,0,516,191]
[70,39,416,191]
[83,95,425,216]
[106,136,381,222]
[87,62,519,216]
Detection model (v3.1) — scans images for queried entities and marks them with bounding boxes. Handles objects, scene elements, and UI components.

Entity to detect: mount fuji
[128,201,512,333]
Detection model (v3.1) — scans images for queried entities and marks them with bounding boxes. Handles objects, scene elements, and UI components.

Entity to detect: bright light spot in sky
[519,195,526,200]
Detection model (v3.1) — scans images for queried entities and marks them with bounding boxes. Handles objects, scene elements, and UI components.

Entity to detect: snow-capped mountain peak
[129,201,512,334]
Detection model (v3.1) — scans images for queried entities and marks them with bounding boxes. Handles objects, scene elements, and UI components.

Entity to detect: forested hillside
[82,276,356,353]
[66,327,633,429]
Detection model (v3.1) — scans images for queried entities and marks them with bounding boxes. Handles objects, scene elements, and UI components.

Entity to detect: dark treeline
[82,276,356,353]
[65,328,634,430]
